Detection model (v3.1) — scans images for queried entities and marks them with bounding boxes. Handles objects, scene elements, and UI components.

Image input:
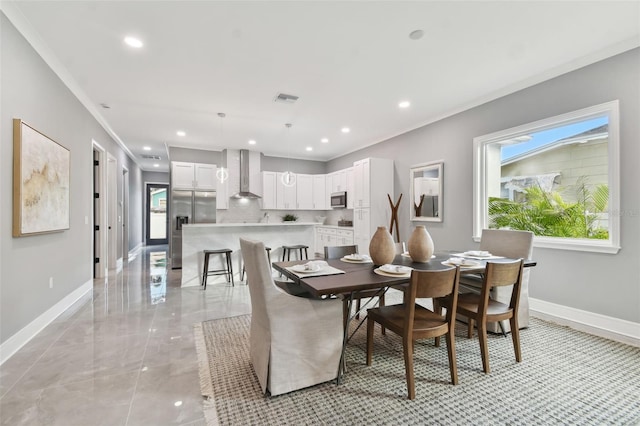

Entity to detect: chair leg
[403,335,416,400]
[202,253,210,289]
[379,294,386,335]
[467,318,474,338]
[342,300,350,330]
[510,316,522,362]
[355,299,361,319]
[445,329,458,385]
[366,316,375,366]
[434,299,442,347]
[478,322,490,374]
[227,252,234,286]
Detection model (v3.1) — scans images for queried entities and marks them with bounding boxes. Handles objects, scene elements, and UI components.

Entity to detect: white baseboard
[530,298,640,347]
[0,280,93,365]
[116,257,123,272]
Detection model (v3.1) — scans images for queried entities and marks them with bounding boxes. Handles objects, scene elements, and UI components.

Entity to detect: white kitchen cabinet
[276,172,297,209]
[296,174,314,210]
[171,162,217,190]
[353,159,370,208]
[313,175,327,210]
[353,208,371,254]
[262,171,277,209]
[352,158,394,255]
[315,226,354,255]
[346,167,354,209]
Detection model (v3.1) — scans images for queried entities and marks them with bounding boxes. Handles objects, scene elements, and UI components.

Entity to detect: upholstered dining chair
[459,229,533,332]
[366,266,460,400]
[324,245,386,331]
[457,259,524,374]
[240,238,343,396]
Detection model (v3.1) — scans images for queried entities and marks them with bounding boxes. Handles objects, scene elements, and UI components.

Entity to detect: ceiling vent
[274,93,299,104]
[141,154,161,160]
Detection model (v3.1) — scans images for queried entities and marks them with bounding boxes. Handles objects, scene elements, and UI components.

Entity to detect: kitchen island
[180,222,320,287]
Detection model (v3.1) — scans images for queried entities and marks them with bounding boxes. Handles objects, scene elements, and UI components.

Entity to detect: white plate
[442,258,480,268]
[291,264,322,273]
[401,253,436,260]
[378,264,412,275]
[343,254,371,261]
[463,251,492,258]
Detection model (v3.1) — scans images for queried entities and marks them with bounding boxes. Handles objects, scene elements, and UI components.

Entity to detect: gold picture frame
[13,119,70,237]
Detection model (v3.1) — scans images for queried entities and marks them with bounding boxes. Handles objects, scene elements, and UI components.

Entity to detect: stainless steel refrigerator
[170,190,216,269]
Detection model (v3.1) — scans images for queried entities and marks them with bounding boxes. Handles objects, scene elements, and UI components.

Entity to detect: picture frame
[410,160,443,222]
[13,119,70,237]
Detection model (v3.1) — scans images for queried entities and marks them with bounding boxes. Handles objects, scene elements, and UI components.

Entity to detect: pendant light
[216,112,229,183]
[281,123,296,187]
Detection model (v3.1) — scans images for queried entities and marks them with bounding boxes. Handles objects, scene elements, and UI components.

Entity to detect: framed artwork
[13,119,70,237]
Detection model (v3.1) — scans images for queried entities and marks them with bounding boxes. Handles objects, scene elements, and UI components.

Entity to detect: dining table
[271,250,537,383]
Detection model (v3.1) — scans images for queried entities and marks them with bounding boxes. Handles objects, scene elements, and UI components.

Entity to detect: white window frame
[473,100,620,254]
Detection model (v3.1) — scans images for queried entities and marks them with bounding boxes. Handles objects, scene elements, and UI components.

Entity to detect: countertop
[182,222,322,228]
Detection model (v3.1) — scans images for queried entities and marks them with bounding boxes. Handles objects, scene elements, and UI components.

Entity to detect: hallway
[0,246,251,425]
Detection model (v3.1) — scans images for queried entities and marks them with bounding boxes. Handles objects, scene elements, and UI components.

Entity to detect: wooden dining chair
[456,259,524,374]
[366,266,460,400]
[324,245,386,332]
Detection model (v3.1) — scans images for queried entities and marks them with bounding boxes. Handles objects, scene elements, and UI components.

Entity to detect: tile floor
[0,245,251,426]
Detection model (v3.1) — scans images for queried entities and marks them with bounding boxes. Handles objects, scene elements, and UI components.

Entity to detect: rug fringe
[193,322,220,426]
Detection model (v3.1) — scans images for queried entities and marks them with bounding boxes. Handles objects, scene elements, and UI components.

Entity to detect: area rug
[194,315,640,425]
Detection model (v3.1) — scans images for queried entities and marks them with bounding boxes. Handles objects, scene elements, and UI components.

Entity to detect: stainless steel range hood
[231,149,261,199]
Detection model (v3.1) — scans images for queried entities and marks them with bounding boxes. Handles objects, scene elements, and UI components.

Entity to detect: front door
[146,184,169,245]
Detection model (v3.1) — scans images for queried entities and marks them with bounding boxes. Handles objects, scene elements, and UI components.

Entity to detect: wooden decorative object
[414,194,425,218]
[388,193,402,243]
[407,225,434,262]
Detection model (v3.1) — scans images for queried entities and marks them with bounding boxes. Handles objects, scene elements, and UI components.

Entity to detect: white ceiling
[3,1,639,172]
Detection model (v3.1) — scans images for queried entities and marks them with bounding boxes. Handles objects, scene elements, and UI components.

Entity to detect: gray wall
[168,146,221,165]
[0,14,143,343]
[261,154,327,174]
[328,48,640,323]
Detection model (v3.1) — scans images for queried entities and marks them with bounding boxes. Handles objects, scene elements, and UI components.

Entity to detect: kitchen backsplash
[216,198,354,226]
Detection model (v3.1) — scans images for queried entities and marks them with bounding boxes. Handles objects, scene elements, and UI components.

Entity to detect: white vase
[369,226,396,266]
[407,225,434,262]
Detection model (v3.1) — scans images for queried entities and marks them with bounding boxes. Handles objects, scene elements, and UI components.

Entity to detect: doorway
[92,141,107,278]
[146,183,169,245]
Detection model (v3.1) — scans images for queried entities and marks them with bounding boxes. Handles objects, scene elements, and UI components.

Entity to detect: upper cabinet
[171,162,217,190]
[262,171,277,209]
[276,172,297,209]
[313,175,327,210]
[296,174,314,210]
[353,159,371,208]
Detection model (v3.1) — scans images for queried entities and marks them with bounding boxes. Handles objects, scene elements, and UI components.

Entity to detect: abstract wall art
[13,119,70,237]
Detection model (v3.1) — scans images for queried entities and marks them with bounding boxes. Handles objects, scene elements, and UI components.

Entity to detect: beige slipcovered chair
[459,229,533,332]
[240,238,343,396]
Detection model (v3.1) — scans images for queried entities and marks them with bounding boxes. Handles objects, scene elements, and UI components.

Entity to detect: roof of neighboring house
[502,124,609,166]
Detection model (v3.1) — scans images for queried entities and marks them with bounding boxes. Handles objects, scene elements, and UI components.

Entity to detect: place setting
[451,250,504,260]
[441,257,482,269]
[340,253,373,264]
[374,263,413,278]
[286,260,346,278]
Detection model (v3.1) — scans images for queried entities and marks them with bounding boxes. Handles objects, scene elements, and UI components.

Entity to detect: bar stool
[281,244,309,261]
[202,249,234,289]
[241,246,271,282]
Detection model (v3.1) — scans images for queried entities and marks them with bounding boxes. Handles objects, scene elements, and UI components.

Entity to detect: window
[473,101,620,253]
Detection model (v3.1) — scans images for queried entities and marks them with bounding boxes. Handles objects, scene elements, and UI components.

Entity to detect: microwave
[330,191,347,208]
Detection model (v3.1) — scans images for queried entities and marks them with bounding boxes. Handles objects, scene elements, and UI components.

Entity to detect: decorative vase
[407,225,434,262]
[369,226,396,266]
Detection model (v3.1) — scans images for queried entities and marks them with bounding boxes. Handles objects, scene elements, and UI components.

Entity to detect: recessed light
[321,138,329,143]
[143,146,151,151]
[153,164,159,168]
[124,36,144,48]
[248,139,256,145]
[409,30,424,40]
[341,127,350,133]
[174,401,183,407]
[398,101,411,109]
[306,147,313,152]
[176,130,186,137]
